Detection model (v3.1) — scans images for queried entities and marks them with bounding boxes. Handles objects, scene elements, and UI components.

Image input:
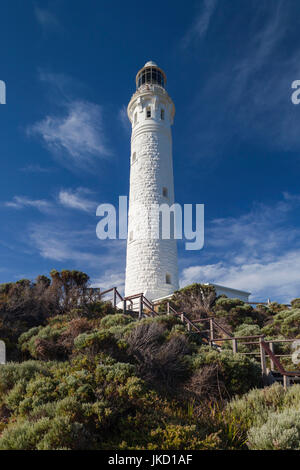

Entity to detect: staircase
[99,286,300,389]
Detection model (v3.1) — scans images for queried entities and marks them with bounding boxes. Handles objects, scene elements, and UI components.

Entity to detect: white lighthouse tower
[125,61,179,301]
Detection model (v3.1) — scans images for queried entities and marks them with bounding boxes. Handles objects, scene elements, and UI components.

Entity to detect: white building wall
[125,76,179,301]
[206,284,251,302]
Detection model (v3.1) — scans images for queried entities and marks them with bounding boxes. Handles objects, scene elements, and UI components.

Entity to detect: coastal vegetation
[0,272,299,450]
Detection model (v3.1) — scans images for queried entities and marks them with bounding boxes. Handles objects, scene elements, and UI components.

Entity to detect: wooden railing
[99,288,300,388]
[98,287,133,309]
[164,303,300,388]
[124,293,158,319]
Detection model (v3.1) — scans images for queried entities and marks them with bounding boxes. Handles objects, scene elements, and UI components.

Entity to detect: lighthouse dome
[136,61,167,89]
[144,61,157,67]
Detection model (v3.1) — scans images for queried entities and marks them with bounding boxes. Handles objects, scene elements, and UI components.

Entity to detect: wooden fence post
[283,375,290,390]
[269,341,275,371]
[167,302,170,316]
[259,337,267,377]
[209,319,214,344]
[232,338,238,354]
[113,288,117,308]
[180,313,184,323]
[0,340,5,365]
[139,295,143,320]
[123,299,126,314]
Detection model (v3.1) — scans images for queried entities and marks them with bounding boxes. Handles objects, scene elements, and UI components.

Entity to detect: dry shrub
[127,322,190,392]
[34,338,67,361]
[61,318,92,352]
[183,365,227,405]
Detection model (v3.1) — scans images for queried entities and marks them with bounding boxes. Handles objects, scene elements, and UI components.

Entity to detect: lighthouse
[124,61,179,301]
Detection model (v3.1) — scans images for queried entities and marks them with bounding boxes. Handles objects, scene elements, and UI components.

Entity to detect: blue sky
[1,0,300,302]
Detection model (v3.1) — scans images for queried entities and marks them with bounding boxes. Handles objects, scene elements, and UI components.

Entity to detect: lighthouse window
[161,109,165,120]
[134,113,137,124]
[166,273,171,284]
[137,67,165,89]
[132,152,136,163]
[162,187,168,198]
[146,107,151,118]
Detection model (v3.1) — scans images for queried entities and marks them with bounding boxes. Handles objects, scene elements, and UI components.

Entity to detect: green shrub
[100,314,134,329]
[146,424,220,450]
[248,409,300,450]
[214,298,257,329]
[262,309,300,338]
[291,298,300,309]
[162,283,216,319]
[0,361,53,395]
[74,330,127,358]
[192,347,262,396]
[226,383,285,431]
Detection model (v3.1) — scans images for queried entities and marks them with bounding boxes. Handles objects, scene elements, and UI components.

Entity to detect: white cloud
[181,251,300,303]
[58,188,96,213]
[118,105,131,134]
[34,6,61,31]
[92,271,125,293]
[4,196,52,213]
[29,223,99,265]
[189,1,300,156]
[180,193,300,303]
[182,0,218,47]
[19,164,54,173]
[29,101,110,169]
[29,223,126,275]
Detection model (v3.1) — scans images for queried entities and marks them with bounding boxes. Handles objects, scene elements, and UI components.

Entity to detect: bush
[248,409,300,450]
[291,298,300,309]
[74,330,127,359]
[214,298,258,329]
[262,309,300,338]
[100,314,134,329]
[0,361,53,395]
[192,347,262,396]
[163,284,216,319]
[226,383,285,431]
[126,322,191,391]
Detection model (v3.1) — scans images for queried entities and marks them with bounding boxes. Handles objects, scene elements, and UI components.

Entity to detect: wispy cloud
[29,222,126,280]
[188,1,300,158]
[28,100,111,169]
[181,252,300,303]
[182,0,218,48]
[34,5,61,31]
[30,224,97,264]
[118,105,131,134]
[19,164,54,173]
[180,192,300,303]
[4,196,53,213]
[92,271,125,293]
[58,187,97,213]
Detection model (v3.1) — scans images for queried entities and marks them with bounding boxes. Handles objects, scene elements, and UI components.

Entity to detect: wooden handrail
[99,287,115,297]
[261,340,300,377]
[97,287,300,387]
[124,293,144,300]
[211,319,232,338]
[99,286,133,308]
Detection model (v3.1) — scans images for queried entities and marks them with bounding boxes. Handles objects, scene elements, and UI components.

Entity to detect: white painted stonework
[0,340,6,365]
[125,62,179,301]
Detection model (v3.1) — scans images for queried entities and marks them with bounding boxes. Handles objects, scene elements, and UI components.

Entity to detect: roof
[205,283,251,296]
